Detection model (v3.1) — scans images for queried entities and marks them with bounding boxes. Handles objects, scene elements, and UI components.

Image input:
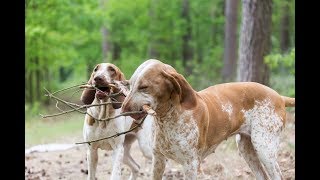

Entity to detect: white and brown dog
[81,63,153,180]
[121,59,295,180]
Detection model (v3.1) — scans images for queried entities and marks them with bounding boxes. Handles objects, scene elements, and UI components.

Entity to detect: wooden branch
[40,101,122,118]
[79,81,129,98]
[55,101,64,112]
[41,82,133,121]
[51,82,87,95]
[41,87,125,120]
[43,88,87,114]
[79,83,116,89]
[142,105,157,116]
[75,115,147,145]
[70,88,83,99]
[108,91,125,98]
[95,111,145,121]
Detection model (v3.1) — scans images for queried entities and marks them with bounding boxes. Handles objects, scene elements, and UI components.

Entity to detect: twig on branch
[70,88,83,99]
[40,101,122,118]
[55,101,64,112]
[51,82,87,95]
[41,87,124,120]
[42,88,87,114]
[75,115,147,145]
[142,105,157,116]
[108,91,125,98]
[79,83,117,89]
[95,111,145,121]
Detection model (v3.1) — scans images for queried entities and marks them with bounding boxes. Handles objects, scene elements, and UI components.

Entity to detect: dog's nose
[94,75,103,83]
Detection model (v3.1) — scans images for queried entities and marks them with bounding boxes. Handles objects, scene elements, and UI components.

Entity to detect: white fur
[221,102,233,120]
[237,99,284,180]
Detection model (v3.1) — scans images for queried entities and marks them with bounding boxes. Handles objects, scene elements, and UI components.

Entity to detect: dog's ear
[110,65,126,81]
[111,84,126,109]
[161,65,197,109]
[111,96,125,109]
[117,71,125,81]
[110,67,126,109]
[80,75,96,105]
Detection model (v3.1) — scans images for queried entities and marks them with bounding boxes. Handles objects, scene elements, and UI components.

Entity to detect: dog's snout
[94,75,104,84]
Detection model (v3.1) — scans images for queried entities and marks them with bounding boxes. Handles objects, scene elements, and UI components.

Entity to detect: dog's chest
[155,113,199,163]
[83,107,131,151]
[84,121,119,150]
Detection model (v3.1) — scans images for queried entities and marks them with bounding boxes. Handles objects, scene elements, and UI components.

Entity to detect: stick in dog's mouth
[79,83,117,89]
[80,84,119,100]
[142,105,156,116]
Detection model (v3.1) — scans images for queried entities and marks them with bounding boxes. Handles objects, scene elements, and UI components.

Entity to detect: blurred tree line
[25,0,295,108]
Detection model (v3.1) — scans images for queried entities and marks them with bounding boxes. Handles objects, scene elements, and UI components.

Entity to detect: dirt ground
[25,112,295,180]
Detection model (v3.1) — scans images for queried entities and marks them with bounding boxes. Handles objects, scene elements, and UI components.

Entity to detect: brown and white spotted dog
[121,59,295,180]
[81,63,153,180]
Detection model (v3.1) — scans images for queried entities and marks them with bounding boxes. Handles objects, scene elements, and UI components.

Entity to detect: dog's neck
[88,98,116,128]
[155,98,186,127]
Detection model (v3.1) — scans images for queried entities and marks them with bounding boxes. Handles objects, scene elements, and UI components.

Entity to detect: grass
[25,86,85,148]
[25,110,84,148]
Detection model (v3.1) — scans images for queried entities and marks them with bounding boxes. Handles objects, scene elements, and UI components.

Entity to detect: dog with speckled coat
[121,59,295,180]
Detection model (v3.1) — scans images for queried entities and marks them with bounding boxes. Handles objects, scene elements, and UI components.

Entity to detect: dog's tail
[282,96,295,107]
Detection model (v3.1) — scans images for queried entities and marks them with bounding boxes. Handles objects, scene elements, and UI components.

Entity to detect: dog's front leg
[87,148,98,180]
[110,145,124,180]
[152,151,166,180]
[183,158,199,180]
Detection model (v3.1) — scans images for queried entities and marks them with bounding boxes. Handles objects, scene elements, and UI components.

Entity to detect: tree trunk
[101,0,109,62]
[222,0,239,82]
[147,0,159,58]
[87,63,94,79]
[112,42,121,61]
[28,70,33,104]
[44,66,50,105]
[101,27,109,61]
[181,0,193,76]
[25,63,28,102]
[280,1,290,53]
[35,57,41,101]
[238,0,272,86]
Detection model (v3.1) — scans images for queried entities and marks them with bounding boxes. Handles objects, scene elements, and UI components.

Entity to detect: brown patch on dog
[161,67,197,110]
[86,115,95,126]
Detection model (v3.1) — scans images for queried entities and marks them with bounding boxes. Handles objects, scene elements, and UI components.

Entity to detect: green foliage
[270,74,295,97]
[265,48,295,97]
[264,48,295,75]
[26,0,295,109]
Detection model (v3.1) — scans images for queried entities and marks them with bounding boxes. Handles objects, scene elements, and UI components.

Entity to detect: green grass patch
[25,112,84,148]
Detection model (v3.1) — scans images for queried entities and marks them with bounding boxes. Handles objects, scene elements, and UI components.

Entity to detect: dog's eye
[138,85,148,90]
[108,67,116,72]
[94,67,98,72]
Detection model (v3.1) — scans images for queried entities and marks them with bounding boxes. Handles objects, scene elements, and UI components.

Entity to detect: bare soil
[25,113,295,180]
